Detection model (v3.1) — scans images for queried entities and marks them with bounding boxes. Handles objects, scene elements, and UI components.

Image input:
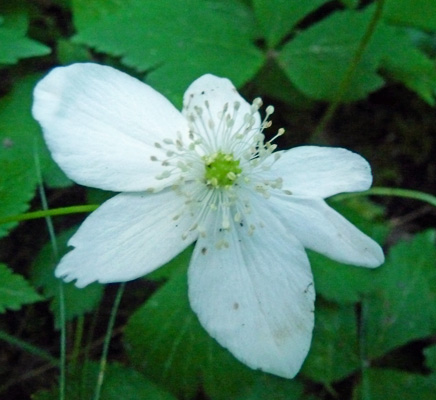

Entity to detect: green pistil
[204,152,242,188]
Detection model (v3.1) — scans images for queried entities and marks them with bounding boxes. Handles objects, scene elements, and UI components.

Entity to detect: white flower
[32,63,384,379]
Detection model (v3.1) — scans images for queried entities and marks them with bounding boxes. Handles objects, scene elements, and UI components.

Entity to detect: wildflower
[32,63,384,378]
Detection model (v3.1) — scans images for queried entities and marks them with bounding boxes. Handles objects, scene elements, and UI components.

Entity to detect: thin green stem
[93,283,126,400]
[0,205,99,226]
[34,146,65,400]
[332,186,436,208]
[312,0,386,142]
[70,316,85,368]
[0,330,59,366]
[359,297,371,400]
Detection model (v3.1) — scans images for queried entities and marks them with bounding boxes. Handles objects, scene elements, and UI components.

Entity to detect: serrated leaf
[0,263,42,313]
[0,158,36,238]
[125,270,276,399]
[365,230,436,359]
[353,368,436,400]
[31,228,104,328]
[277,7,386,101]
[384,0,436,31]
[380,27,436,106]
[73,0,264,104]
[0,75,71,188]
[0,27,50,64]
[32,361,177,400]
[301,302,360,383]
[253,0,330,48]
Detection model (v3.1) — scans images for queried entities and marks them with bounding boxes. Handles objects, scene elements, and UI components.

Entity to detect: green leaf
[0,158,36,238]
[73,0,264,104]
[31,228,104,328]
[301,302,360,383]
[384,0,436,31]
[0,75,71,189]
[32,361,177,400]
[380,28,436,106]
[424,344,436,371]
[277,7,386,101]
[0,27,51,64]
[353,368,436,400]
[365,230,436,360]
[233,374,304,400]
[125,270,273,399]
[0,1,50,65]
[253,0,330,48]
[0,263,42,313]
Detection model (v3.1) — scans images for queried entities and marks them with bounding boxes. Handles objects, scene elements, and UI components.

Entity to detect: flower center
[204,152,242,188]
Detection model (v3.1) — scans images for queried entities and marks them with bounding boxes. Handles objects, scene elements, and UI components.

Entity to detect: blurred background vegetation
[1,0,436,399]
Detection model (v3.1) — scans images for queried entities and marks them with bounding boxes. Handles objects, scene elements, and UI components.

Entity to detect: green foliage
[0,2,50,65]
[384,0,436,31]
[31,228,104,328]
[0,75,71,188]
[0,263,42,313]
[253,0,330,48]
[1,0,436,398]
[33,361,177,400]
[353,368,436,400]
[72,0,264,104]
[302,302,360,383]
[365,230,436,359]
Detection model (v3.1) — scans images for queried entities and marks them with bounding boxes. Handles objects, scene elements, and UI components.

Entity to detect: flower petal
[270,193,384,267]
[188,204,315,378]
[271,146,373,198]
[55,187,196,287]
[33,63,189,192]
[182,74,260,152]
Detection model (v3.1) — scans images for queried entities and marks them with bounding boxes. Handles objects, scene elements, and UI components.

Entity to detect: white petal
[188,205,315,378]
[269,193,384,267]
[182,74,260,152]
[55,187,196,287]
[33,63,189,192]
[271,146,373,198]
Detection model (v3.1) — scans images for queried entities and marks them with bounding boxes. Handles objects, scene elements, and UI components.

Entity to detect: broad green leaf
[0,1,50,65]
[301,302,360,383]
[380,28,436,106]
[233,374,304,400]
[72,0,131,31]
[0,28,50,64]
[0,263,42,313]
[31,228,104,328]
[0,158,35,238]
[353,368,436,400]
[384,0,436,31]
[0,75,71,188]
[253,0,330,48]
[32,361,177,400]
[277,7,386,101]
[365,230,436,359]
[125,270,274,399]
[73,0,264,104]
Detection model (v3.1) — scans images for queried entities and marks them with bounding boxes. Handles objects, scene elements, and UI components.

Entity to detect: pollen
[204,152,242,188]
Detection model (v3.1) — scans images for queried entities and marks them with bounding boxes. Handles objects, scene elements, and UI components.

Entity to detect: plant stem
[0,330,59,365]
[0,205,99,226]
[312,0,386,142]
[93,283,126,400]
[332,186,436,208]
